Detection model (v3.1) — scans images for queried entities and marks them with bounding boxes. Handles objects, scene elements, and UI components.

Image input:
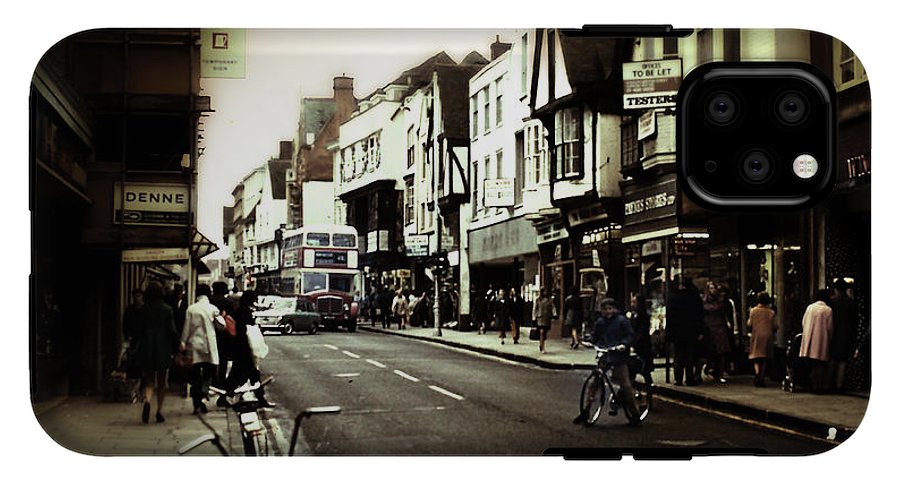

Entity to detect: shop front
[535,217,572,338]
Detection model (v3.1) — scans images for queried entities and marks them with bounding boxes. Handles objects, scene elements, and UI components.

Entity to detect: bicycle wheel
[623,371,652,424]
[579,371,608,426]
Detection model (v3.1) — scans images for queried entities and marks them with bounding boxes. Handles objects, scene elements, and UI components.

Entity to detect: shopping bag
[247,324,269,359]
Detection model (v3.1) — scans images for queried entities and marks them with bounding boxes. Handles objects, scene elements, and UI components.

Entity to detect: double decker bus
[280,224,360,331]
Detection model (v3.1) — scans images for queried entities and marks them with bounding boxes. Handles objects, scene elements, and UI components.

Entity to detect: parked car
[253,296,321,335]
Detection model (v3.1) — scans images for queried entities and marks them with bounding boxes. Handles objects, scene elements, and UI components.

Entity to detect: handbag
[529,327,540,341]
[246,324,269,359]
[174,349,193,368]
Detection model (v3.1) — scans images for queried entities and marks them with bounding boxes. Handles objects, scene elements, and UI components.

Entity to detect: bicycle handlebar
[288,406,342,456]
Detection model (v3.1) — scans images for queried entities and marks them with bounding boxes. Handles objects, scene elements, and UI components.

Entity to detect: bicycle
[179,377,341,456]
[578,345,652,426]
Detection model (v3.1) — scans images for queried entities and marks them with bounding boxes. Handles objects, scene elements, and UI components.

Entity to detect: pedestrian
[472,286,486,334]
[122,288,145,345]
[574,298,640,425]
[166,283,188,337]
[493,289,512,345]
[563,287,583,349]
[223,289,273,407]
[392,289,410,330]
[532,288,555,353]
[829,280,857,392]
[180,284,220,414]
[747,291,778,387]
[368,287,379,324]
[508,287,524,344]
[413,290,433,328]
[481,284,496,334]
[377,286,393,329]
[702,281,732,383]
[799,289,834,393]
[629,294,653,383]
[133,280,179,424]
[665,277,705,386]
[210,281,236,407]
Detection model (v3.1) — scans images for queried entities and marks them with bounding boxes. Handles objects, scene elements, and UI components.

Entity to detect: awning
[191,227,219,260]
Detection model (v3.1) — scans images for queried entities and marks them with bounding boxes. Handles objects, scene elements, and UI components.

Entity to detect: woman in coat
[392,290,410,330]
[702,282,732,383]
[134,280,179,424]
[800,290,834,393]
[180,283,220,414]
[747,291,777,387]
[533,289,555,353]
[508,287,524,344]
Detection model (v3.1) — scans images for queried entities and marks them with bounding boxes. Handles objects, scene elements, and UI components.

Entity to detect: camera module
[739,149,775,185]
[705,91,739,125]
[775,91,809,125]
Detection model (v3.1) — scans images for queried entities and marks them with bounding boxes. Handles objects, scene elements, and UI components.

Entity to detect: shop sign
[641,240,662,256]
[623,59,683,109]
[484,178,515,207]
[624,176,678,226]
[122,247,189,263]
[405,235,430,257]
[638,110,657,140]
[113,182,190,226]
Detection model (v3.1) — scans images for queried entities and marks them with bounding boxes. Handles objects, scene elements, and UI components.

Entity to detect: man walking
[665,277,705,386]
[209,281,236,407]
[180,284,220,414]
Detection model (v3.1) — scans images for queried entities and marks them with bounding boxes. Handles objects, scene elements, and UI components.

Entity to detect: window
[520,33,529,95]
[621,120,642,171]
[495,149,504,179]
[405,178,415,224]
[836,40,867,90]
[330,274,355,293]
[554,107,582,179]
[663,37,679,59]
[724,29,741,62]
[471,96,479,138]
[525,123,548,187]
[495,77,503,126]
[483,87,491,133]
[407,127,415,168]
[306,232,330,247]
[333,233,356,248]
[484,153,492,186]
[515,131,524,204]
[368,135,380,169]
[302,273,327,293]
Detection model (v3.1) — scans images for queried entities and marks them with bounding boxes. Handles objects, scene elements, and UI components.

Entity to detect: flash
[792,154,818,179]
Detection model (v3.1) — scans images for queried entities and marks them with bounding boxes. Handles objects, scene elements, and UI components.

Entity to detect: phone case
[30,27,870,458]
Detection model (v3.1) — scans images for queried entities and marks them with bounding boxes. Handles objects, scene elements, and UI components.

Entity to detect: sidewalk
[32,388,288,457]
[359,322,869,443]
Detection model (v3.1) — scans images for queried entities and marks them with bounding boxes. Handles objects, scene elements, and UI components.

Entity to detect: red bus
[280,224,360,331]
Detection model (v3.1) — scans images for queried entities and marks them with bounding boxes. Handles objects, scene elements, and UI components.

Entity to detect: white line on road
[334,373,361,377]
[428,385,465,401]
[393,370,420,382]
[342,350,361,359]
[366,359,387,368]
[323,344,339,350]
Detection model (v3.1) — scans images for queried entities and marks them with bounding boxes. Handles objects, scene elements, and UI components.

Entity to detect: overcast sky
[198,29,517,260]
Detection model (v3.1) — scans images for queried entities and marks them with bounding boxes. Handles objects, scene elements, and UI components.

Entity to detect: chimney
[279,140,293,160]
[490,35,512,61]
[333,75,357,119]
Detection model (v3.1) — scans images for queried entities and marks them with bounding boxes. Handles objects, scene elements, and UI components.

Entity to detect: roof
[267,159,292,200]
[300,98,337,146]
[557,33,629,88]
[435,62,486,140]
[358,51,457,104]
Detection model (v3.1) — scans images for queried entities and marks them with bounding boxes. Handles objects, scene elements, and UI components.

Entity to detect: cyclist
[573,297,641,425]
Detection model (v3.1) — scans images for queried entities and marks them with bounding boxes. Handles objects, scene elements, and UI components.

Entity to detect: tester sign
[623,59,683,109]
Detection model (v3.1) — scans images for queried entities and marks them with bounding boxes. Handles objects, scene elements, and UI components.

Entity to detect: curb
[359,325,855,443]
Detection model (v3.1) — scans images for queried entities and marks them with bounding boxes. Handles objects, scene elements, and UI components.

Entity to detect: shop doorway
[544,261,574,338]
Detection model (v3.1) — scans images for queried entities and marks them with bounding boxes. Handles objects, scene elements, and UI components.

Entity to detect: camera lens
[775,91,809,125]
[739,150,775,184]
[705,91,739,125]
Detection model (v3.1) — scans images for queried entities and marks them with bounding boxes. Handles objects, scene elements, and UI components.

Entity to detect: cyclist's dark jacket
[588,311,635,366]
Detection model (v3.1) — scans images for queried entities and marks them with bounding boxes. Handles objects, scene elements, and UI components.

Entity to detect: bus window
[330,274,355,293]
[333,233,357,248]
[302,272,328,293]
[306,232,330,247]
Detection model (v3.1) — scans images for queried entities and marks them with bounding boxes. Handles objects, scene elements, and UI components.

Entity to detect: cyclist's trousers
[611,363,639,417]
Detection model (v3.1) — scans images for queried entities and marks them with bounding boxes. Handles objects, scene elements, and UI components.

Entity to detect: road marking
[334,373,360,377]
[323,344,339,350]
[342,351,361,359]
[393,370,420,382]
[366,359,387,368]
[428,385,465,401]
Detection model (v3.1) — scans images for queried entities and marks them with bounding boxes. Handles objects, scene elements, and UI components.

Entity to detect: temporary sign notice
[623,59,683,109]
